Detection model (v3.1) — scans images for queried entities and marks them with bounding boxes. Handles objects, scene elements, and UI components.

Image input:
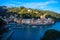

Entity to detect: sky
[0,0,60,13]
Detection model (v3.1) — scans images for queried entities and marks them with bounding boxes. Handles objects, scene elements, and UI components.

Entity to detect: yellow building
[40,15,45,19]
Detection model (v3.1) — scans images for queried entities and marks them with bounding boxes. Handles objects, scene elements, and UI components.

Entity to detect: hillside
[0,6,60,21]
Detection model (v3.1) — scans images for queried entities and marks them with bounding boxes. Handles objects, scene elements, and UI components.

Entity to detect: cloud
[1,0,59,13]
[1,1,21,7]
[0,0,59,13]
[1,0,58,8]
[20,0,58,9]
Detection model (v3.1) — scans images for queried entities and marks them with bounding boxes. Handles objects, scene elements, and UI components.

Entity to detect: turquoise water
[6,22,60,40]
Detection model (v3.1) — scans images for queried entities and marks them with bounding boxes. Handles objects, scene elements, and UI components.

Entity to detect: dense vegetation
[41,29,60,40]
[0,6,60,21]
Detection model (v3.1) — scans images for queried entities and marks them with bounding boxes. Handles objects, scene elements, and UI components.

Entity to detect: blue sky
[0,0,60,13]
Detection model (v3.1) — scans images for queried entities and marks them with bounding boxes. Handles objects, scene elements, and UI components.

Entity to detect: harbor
[0,14,54,26]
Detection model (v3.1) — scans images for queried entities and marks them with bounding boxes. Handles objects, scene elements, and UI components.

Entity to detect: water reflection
[3,22,60,40]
